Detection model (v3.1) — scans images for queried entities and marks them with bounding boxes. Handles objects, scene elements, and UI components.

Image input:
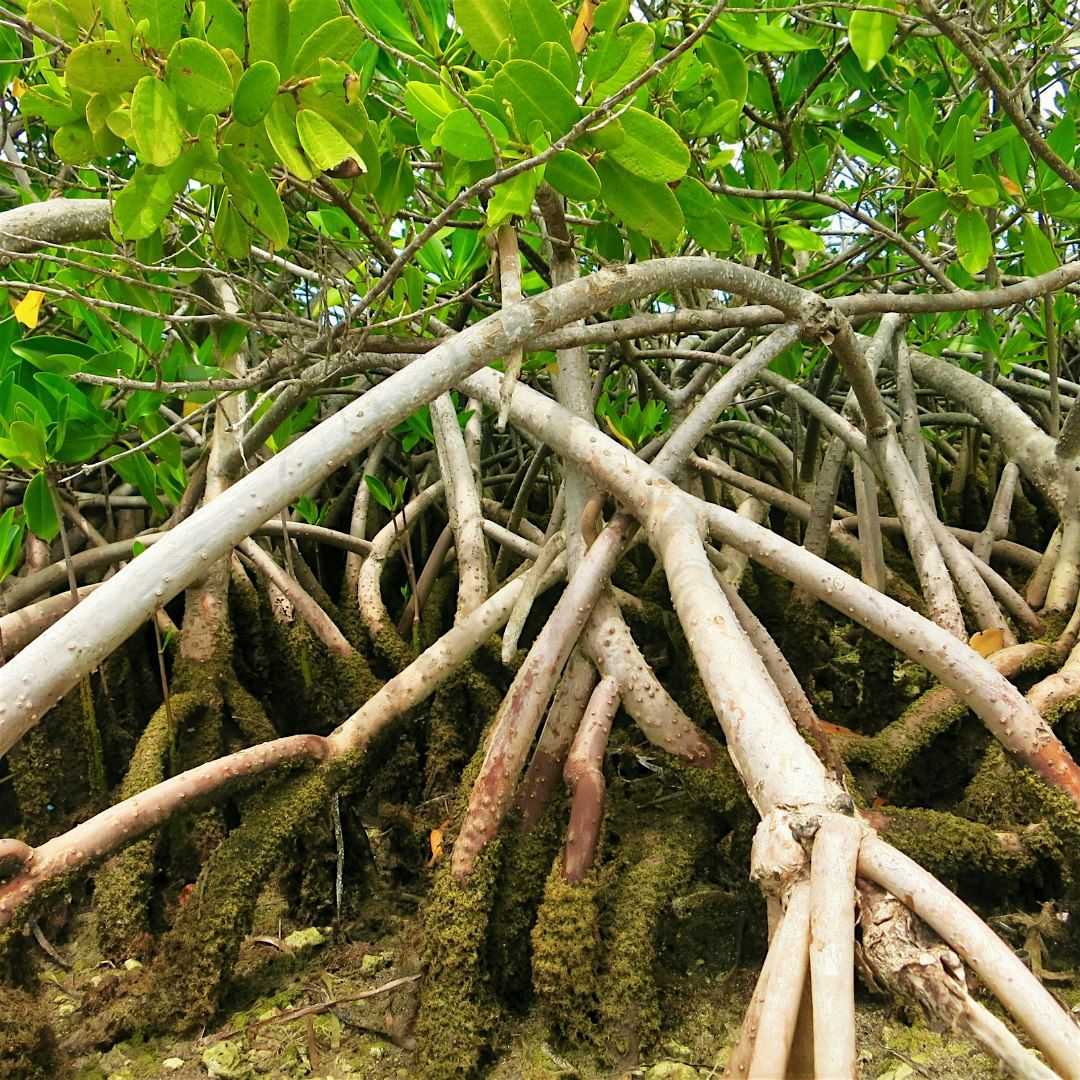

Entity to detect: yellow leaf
[970,627,1004,658]
[12,290,45,329]
[603,413,635,450]
[10,77,25,100]
[428,818,451,866]
[1000,175,1021,197]
[571,0,600,52]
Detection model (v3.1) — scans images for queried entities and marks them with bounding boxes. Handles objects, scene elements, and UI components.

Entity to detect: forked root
[725,810,1080,1079]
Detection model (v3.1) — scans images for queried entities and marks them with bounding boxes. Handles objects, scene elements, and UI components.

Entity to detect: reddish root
[562,675,619,882]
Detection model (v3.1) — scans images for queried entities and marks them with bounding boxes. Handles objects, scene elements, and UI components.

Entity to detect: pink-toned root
[562,675,620,882]
[516,651,596,831]
[747,880,812,1079]
[0,734,327,923]
[809,816,864,1080]
[859,835,1080,1077]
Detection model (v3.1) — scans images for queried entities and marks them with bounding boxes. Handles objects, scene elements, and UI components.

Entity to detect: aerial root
[724,810,1080,1079]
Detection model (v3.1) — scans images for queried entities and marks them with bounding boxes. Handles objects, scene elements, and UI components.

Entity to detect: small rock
[644,1063,700,1080]
[122,958,143,971]
[663,1042,695,1061]
[202,1040,255,1079]
[359,950,393,976]
[163,1058,185,1070]
[283,927,328,950]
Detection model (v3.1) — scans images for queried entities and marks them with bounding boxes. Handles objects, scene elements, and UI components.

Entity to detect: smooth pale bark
[430,393,489,619]
[809,816,864,1080]
[747,880,812,1080]
[458,368,1080,808]
[343,436,391,596]
[0,256,834,760]
[859,836,1080,1078]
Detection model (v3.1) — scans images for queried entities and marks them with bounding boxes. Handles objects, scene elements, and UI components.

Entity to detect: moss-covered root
[600,818,705,1066]
[134,766,333,1034]
[0,986,58,1080]
[530,853,604,1047]
[413,842,504,1079]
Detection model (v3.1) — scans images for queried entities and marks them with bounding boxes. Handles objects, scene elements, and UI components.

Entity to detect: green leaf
[701,36,748,107]
[1022,218,1059,276]
[404,81,455,133]
[717,15,815,53]
[232,61,281,126]
[9,420,48,469]
[0,507,25,582]
[848,1,897,72]
[596,158,683,245]
[776,223,824,252]
[23,472,59,542]
[955,207,992,274]
[545,150,600,200]
[904,189,948,233]
[291,17,364,76]
[248,0,290,66]
[605,108,689,183]
[531,41,577,93]
[493,59,580,139]
[454,0,511,60]
[676,178,731,252]
[166,38,234,115]
[486,169,539,225]
[130,77,184,166]
[588,22,652,97]
[953,114,975,188]
[364,472,396,510]
[432,108,507,161]
[296,109,358,170]
[509,0,573,62]
[113,161,191,239]
[220,147,290,248]
[64,41,146,95]
[130,0,186,50]
[264,98,316,179]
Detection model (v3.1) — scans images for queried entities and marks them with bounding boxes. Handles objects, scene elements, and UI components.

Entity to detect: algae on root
[0,986,58,1080]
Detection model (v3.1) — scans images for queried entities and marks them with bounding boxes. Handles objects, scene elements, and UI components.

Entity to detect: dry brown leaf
[970,627,1005,657]
[428,818,451,866]
[571,0,600,52]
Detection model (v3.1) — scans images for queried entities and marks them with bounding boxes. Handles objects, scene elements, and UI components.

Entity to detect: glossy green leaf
[717,15,815,53]
[166,38,234,114]
[486,169,539,225]
[264,98,316,179]
[233,61,281,126]
[493,59,580,138]
[113,161,190,239]
[776,222,824,252]
[545,150,600,200]
[296,109,358,170]
[1022,218,1059,276]
[848,2,897,72]
[291,17,365,76]
[955,207,992,274]
[596,158,683,245]
[454,0,511,60]
[131,77,183,167]
[432,108,507,161]
[509,0,573,62]
[249,0,290,65]
[23,471,59,541]
[64,41,146,95]
[605,108,689,183]
[220,147,290,248]
[130,0,186,49]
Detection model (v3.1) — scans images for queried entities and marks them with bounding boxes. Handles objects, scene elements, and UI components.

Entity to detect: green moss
[876,806,1030,887]
[599,818,705,1064]
[414,842,505,1078]
[93,691,202,961]
[531,854,604,1047]
[0,987,58,1080]
[133,765,336,1033]
[486,800,565,1007]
